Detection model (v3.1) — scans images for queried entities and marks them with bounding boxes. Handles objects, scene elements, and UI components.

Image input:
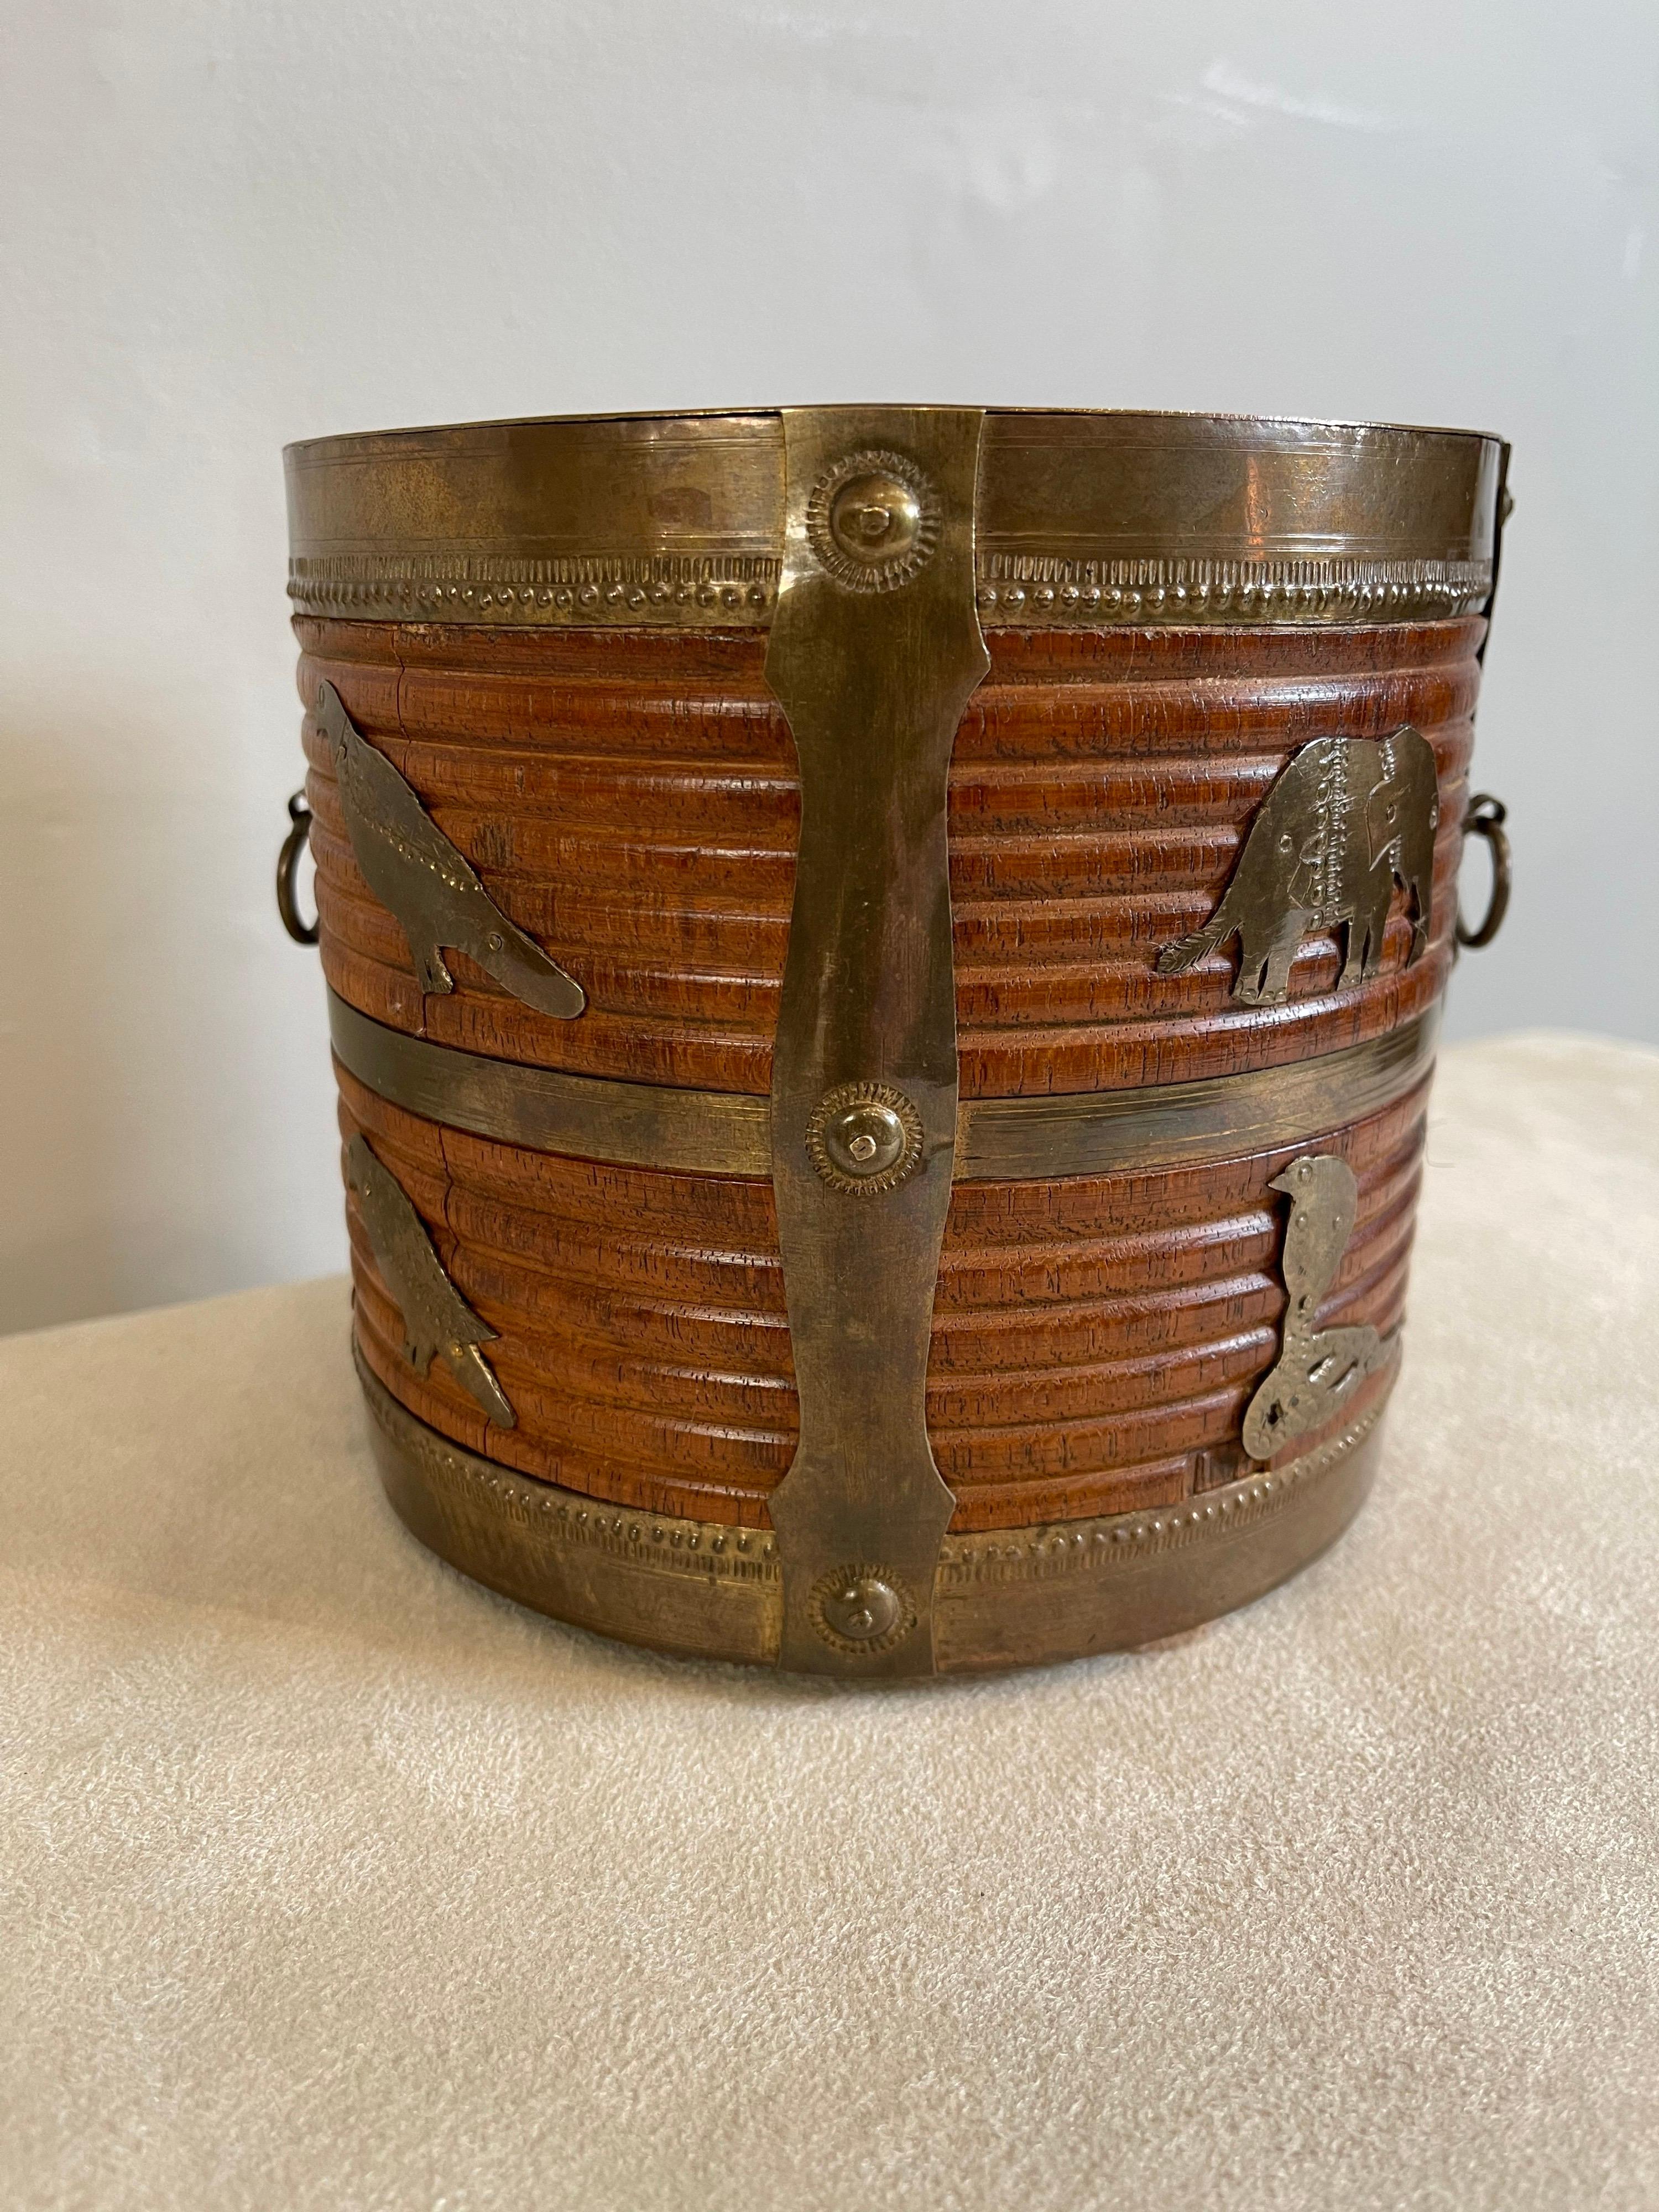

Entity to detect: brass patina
[327,990,775,1173]
[1241,1154,1392,1462]
[344,1133,515,1428]
[355,1348,1390,1672]
[805,1081,925,1196]
[280,403,1515,1678]
[325,990,1439,1184]
[763,406,989,1679]
[286,410,1504,630]
[316,680,585,1021]
[1157,728,1440,1006]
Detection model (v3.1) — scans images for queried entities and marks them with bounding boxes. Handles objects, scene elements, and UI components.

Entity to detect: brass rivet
[824,1101,905,1177]
[830,473,919,561]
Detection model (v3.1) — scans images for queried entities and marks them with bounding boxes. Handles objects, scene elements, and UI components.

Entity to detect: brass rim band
[356,1345,1391,1673]
[286,408,1505,632]
[327,989,1438,1182]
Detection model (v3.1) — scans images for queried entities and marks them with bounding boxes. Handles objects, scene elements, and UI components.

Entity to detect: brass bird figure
[315,679,585,1020]
[344,1133,515,1427]
[1241,1152,1391,1461]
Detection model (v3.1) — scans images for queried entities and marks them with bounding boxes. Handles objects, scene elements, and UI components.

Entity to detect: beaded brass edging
[327,989,1437,1183]
[358,1342,779,1587]
[288,550,1490,630]
[355,1343,1392,1674]
[287,552,779,627]
[973,554,1490,627]
[938,1386,1390,1590]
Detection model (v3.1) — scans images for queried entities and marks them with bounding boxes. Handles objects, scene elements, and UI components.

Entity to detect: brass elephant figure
[1157,727,1439,1006]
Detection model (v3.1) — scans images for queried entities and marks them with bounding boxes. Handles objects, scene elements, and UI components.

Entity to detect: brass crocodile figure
[316,679,585,1021]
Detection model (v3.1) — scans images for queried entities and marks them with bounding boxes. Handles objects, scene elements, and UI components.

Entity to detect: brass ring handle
[1455,794,1510,950]
[276,789,320,946]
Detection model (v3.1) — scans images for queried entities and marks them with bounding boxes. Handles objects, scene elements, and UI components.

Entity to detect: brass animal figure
[1242,1153,1390,1461]
[344,1133,515,1427]
[1157,728,1439,1006]
[315,680,585,1020]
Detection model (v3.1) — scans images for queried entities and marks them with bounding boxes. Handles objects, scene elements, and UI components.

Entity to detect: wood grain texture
[340,1060,1428,1532]
[296,617,1480,1099]
[302,613,1473,1532]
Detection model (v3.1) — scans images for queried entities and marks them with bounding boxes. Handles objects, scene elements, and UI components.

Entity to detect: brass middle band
[286,408,1505,631]
[356,1344,1393,1674]
[327,988,1439,1183]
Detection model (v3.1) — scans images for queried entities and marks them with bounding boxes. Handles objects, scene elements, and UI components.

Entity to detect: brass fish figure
[344,1133,515,1427]
[1241,1152,1391,1461]
[315,679,585,1020]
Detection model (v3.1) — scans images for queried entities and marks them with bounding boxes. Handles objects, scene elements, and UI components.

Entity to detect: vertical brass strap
[763,408,990,1678]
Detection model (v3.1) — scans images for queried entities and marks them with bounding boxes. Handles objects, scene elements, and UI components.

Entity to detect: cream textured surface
[4,1033,1658,2212]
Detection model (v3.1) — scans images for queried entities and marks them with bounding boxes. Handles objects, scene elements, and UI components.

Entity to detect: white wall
[3,0,1655,1335]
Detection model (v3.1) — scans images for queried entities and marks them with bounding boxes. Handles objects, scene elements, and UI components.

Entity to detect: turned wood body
[340,1060,1426,1532]
[299,618,1477,1097]
[302,614,1472,1532]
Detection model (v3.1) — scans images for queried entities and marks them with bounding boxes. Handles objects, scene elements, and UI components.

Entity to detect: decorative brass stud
[805,448,940,592]
[808,1564,915,1653]
[805,1080,924,1194]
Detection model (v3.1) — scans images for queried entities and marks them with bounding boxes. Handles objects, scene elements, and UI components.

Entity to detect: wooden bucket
[281,406,1510,1675]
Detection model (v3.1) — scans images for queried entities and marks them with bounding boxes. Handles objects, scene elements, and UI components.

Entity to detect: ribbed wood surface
[297,617,1479,1099]
[340,1061,1428,1532]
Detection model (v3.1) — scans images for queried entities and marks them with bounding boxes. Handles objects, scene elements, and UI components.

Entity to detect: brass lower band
[356,1344,1391,1673]
[327,989,1438,1182]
